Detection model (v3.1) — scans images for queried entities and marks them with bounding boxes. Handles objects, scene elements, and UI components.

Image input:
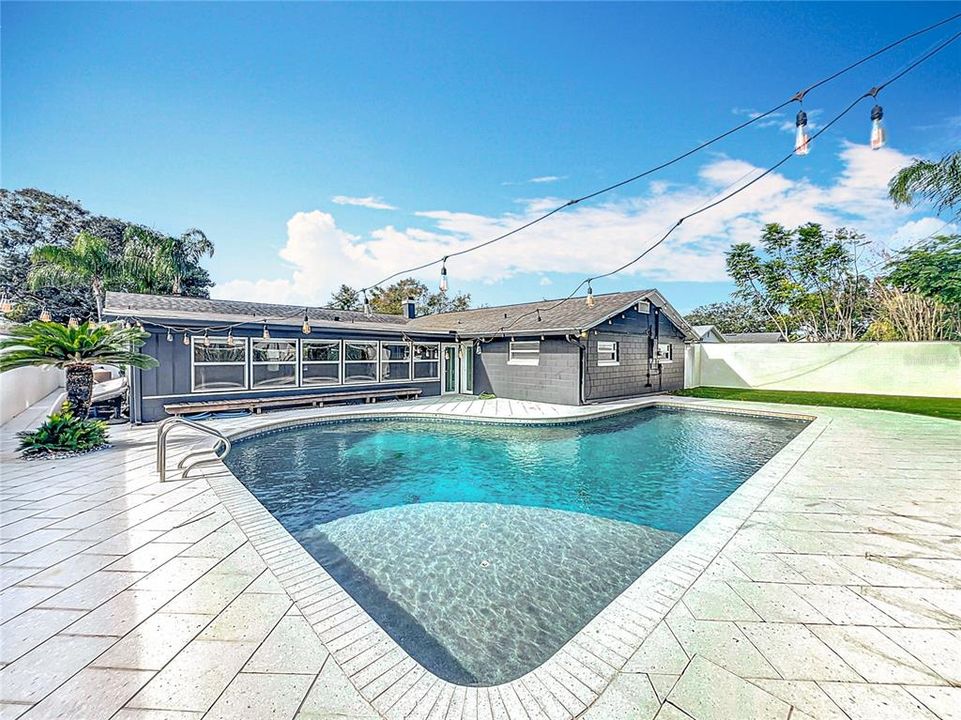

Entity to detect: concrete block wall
[473,338,580,405]
[584,331,685,401]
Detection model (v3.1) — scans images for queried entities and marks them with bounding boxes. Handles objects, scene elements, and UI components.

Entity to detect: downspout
[566,333,587,405]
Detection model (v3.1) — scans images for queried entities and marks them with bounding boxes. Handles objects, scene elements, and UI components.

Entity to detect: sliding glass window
[251,339,297,389]
[413,343,440,379]
[192,337,248,392]
[344,341,379,384]
[380,342,411,382]
[302,339,341,386]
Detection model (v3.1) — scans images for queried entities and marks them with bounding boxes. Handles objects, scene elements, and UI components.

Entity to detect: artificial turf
[672,386,961,422]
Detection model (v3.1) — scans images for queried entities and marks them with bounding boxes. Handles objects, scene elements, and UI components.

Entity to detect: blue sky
[3,2,959,313]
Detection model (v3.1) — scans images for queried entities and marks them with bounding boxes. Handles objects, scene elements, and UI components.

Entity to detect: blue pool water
[227,407,806,685]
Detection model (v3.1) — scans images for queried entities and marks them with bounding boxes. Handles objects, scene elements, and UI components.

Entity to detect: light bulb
[182,333,190,346]
[870,105,886,150]
[89,320,98,330]
[586,283,596,308]
[0,294,12,313]
[166,329,173,342]
[302,310,311,334]
[67,316,79,329]
[362,291,371,318]
[794,110,810,156]
[262,323,270,340]
[39,307,52,322]
[203,330,210,347]
[439,261,449,292]
[226,332,234,347]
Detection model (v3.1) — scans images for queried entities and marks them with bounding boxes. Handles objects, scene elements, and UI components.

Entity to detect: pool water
[227,407,806,685]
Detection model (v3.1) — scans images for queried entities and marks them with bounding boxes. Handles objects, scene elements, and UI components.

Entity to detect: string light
[362,290,371,318]
[351,14,961,296]
[439,259,449,292]
[262,323,270,340]
[203,329,210,347]
[67,316,79,329]
[166,329,173,342]
[0,294,11,313]
[39,307,51,322]
[182,333,190,346]
[226,331,235,347]
[794,110,811,156]
[302,309,311,335]
[89,319,98,330]
[585,282,596,308]
[870,104,886,149]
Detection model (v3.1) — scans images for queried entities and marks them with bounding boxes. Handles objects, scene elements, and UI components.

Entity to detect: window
[412,343,440,379]
[656,342,674,363]
[380,342,411,382]
[192,337,247,392]
[302,339,341,386]
[508,340,540,366]
[597,340,619,366]
[251,339,297,389]
[344,341,379,384]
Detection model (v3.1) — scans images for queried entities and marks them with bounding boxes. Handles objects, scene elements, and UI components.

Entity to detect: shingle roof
[103,292,412,333]
[408,289,695,338]
[104,288,695,339]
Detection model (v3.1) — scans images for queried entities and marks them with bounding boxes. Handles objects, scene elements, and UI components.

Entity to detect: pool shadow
[297,529,480,686]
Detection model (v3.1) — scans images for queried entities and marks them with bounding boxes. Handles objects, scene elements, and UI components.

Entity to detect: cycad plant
[0,321,158,418]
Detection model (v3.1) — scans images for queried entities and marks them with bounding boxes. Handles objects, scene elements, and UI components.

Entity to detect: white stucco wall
[689,341,961,398]
[0,365,64,425]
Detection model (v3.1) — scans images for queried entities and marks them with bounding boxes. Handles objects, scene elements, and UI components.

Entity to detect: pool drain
[480,559,491,568]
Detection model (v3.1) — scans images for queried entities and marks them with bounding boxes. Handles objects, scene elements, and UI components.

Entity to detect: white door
[460,341,474,394]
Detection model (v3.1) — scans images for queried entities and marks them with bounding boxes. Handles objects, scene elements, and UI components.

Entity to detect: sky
[3,2,959,314]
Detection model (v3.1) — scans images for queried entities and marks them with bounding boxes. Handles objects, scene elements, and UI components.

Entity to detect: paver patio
[0,394,958,719]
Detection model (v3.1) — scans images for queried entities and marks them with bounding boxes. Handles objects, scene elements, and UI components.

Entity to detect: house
[692,325,727,343]
[104,289,695,422]
[723,332,786,343]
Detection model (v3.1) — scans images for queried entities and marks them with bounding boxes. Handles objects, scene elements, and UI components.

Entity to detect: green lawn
[672,386,961,422]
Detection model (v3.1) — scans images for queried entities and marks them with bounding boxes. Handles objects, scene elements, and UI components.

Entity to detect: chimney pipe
[403,297,416,319]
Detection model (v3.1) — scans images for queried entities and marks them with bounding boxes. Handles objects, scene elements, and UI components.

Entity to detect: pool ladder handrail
[156,416,232,481]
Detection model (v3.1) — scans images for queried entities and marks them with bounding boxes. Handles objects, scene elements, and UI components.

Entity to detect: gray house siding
[583,307,686,402]
[473,338,580,405]
[131,323,442,422]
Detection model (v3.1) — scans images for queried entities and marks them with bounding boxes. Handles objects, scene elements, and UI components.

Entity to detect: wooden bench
[164,387,423,416]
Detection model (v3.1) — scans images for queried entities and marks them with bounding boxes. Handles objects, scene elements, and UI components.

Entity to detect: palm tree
[28,231,127,321]
[125,226,214,295]
[889,151,961,216]
[0,321,158,418]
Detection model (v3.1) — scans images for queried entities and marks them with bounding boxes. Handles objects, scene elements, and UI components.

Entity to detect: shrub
[17,403,109,457]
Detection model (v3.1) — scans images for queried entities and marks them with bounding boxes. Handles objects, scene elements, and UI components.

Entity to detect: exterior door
[442,344,458,394]
[460,342,474,394]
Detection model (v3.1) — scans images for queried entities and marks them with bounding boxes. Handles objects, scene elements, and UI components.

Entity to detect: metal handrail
[156,417,232,481]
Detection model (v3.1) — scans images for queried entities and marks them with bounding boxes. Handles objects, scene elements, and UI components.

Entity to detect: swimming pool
[226,406,806,685]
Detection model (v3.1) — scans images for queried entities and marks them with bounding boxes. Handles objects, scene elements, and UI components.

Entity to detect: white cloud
[330,195,397,210]
[529,175,565,184]
[538,276,553,286]
[216,141,919,305]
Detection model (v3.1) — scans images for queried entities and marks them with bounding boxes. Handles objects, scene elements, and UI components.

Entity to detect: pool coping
[197,397,827,720]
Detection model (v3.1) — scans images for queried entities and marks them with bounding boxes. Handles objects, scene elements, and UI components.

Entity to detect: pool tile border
[200,399,828,720]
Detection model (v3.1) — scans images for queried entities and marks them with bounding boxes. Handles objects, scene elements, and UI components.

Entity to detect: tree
[865,285,957,342]
[1,188,214,321]
[328,284,360,311]
[883,235,961,309]
[0,321,158,418]
[684,301,776,334]
[28,231,128,321]
[888,151,961,215]
[725,223,873,341]
[125,226,214,295]
[369,277,471,316]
